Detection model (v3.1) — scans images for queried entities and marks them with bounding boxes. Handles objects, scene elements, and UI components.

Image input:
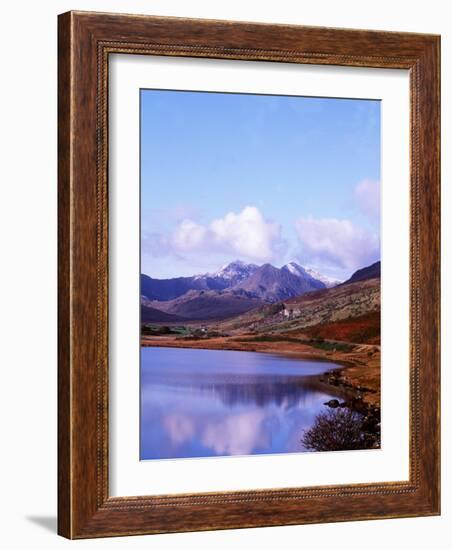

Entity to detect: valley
[141,260,381,411]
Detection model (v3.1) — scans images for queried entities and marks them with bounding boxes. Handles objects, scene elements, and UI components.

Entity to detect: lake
[140,346,341,460]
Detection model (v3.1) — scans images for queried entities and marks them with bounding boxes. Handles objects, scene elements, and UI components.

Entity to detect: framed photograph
[58,11,440,538]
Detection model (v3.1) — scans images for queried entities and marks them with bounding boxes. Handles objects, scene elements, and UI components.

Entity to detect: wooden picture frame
[58,11,440,539]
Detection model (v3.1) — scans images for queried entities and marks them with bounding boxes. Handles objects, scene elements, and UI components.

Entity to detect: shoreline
[141,334,381,408]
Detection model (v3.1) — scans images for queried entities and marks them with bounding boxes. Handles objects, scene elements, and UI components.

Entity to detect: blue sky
[141,89,380,280]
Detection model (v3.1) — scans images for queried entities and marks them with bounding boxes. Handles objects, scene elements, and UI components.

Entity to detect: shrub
[302,409,372,452]
[309,340,354,352]
[141,325,173,336]
[268,303,285,316]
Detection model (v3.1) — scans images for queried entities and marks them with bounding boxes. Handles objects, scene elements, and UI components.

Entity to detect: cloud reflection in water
[140,347,340,460]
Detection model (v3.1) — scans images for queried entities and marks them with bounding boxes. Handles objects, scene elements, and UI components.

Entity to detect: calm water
[140,347,340,460]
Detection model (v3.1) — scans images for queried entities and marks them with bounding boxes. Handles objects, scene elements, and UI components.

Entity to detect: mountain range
[140,260,254,302]
[141,260,347,322]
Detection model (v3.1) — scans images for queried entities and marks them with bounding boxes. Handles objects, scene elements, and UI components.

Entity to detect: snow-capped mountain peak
[141,260,340,304]
[211,260,259,282]
[304,267,341,288]
[282,262,341,288]
[283,261,307,277]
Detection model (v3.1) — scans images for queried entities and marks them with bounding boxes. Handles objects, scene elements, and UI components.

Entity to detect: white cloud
[295,217,380,274]
[208,206,283,261]
[145,206,285,263]
[171,219,208,251]
[201,411,268,456]
[354,179,380,223]
[163,414,195,445]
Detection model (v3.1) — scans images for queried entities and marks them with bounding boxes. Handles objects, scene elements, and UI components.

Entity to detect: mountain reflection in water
[140,347,340,460]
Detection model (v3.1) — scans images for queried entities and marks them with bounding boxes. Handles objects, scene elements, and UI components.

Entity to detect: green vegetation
[141,324,229,340]
[237,334,354,352]
[180,329,227,340]
[141,324,190,336]
[308,340,354,352]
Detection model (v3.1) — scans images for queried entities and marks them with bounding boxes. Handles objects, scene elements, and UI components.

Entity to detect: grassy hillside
[302,311,380,345]
[217,277,380,341]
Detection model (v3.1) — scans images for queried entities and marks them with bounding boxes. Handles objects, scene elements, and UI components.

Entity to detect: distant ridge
[343,261,381,285]
[141,305,188,323]
[146,289,263,321]
[140,260,258,302]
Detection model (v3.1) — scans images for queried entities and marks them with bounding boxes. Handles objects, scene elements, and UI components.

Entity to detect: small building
[283,307,301,319]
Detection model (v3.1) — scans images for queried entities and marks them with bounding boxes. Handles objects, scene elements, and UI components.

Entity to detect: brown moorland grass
[297,311,380,345]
